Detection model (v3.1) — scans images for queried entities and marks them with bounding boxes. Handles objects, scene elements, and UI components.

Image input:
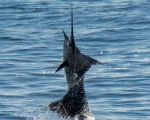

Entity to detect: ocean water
[0,0,150,120]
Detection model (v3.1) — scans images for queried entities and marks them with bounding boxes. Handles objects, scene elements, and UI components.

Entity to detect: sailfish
[49,7,101,119]
[56,7,101,90]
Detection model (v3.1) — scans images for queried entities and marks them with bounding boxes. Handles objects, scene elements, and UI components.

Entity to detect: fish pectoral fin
[55,60,69,72]
[77,54,102,74]
[83,54,102,65]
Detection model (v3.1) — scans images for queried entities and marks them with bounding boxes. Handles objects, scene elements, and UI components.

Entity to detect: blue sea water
[0,0,150,120]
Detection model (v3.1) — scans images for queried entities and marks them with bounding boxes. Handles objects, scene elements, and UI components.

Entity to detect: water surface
[0,0,150,120]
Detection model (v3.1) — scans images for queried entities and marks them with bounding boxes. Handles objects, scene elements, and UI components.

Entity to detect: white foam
[74,113,95,120]
[27,107,95,120]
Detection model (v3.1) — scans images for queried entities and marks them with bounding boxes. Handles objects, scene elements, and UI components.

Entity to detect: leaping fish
[56,7,101,90]
[49,7,101,119]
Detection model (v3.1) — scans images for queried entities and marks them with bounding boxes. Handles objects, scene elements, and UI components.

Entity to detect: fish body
[56,7,101,89]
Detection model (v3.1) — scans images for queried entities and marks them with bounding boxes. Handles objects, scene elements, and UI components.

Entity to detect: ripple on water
[0,0,150,120]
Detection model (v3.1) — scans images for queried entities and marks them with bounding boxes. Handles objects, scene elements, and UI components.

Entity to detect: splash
[26,106,95,120]
[26,106,71,120]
